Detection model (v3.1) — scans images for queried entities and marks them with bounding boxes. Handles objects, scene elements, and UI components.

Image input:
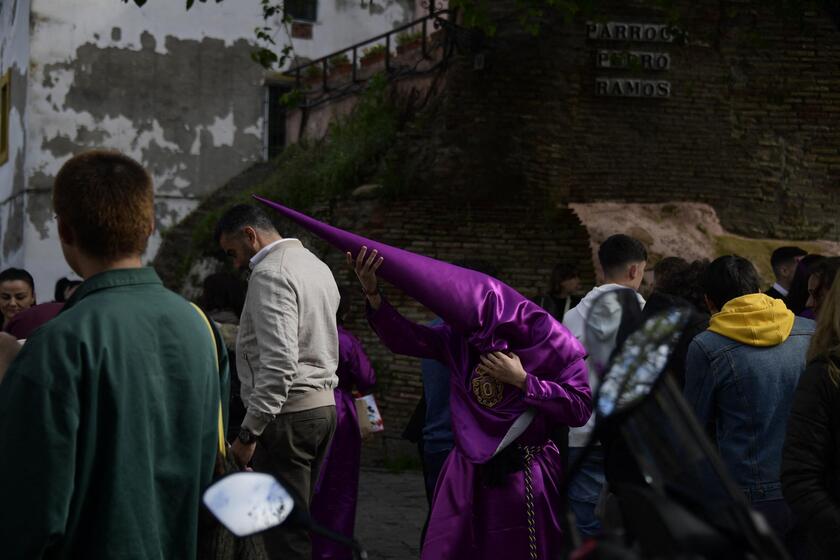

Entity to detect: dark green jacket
[0,268,229,559]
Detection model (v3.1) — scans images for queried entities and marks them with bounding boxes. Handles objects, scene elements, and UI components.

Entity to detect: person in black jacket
[642,257,710,388]
[782,266,840,559]
[603,258,709,509]
[766,246,807,306]
[535,262,582,320]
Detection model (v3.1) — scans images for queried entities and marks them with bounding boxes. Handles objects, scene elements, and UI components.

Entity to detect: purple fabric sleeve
[351,341,377,393]
[366,297,449,362]
[522,358,592,427]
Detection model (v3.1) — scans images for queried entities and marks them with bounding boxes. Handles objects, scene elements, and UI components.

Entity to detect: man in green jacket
[0,150,228,558]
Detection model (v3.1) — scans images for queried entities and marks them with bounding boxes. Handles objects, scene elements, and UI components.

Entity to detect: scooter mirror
[202,472,295,537]
[596,308,689,419]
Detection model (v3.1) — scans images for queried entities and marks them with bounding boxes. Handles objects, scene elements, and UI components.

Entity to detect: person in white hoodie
[563,234,648,537]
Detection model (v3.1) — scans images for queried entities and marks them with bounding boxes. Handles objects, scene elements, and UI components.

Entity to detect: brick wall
[429,0,840,240]
[280,193,592,464]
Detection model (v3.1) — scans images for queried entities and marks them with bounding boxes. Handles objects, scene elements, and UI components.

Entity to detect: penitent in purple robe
[311,326,377,560]
[368,300,591,559]
[253,195,593,559]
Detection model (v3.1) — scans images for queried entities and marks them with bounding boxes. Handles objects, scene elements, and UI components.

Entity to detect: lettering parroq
[586,22,674,43]
[587,21,674,98]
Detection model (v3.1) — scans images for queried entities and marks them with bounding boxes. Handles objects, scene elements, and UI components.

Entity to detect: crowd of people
[0,148,839,560]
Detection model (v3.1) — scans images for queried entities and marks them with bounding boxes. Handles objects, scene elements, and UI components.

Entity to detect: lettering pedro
[597,50,670,71]
[587,22,674,43]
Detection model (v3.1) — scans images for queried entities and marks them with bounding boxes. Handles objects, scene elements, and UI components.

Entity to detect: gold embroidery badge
[471,370,504,408]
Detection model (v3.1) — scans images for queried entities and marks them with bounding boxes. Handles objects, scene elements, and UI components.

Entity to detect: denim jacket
[684,314,815,503]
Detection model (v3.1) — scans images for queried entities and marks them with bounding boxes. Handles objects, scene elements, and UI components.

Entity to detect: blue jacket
[684,295,814,503]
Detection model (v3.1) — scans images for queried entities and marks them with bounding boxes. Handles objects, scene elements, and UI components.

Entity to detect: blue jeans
[568,447,606,537]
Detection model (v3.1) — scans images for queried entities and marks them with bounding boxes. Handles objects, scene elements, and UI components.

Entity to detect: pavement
[355,467,427,560]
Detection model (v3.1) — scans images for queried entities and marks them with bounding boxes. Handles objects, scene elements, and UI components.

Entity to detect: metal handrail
[287,7,456,90]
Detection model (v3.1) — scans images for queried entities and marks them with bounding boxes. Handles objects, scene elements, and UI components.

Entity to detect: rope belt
[519,444,542,560]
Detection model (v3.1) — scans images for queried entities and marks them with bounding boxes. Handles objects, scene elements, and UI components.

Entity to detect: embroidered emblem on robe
[472,370,504,408]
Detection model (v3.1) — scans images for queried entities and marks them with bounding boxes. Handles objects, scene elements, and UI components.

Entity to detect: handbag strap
[190,303,227,459]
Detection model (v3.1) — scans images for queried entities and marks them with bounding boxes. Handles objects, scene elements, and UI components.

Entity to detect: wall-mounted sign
[596,50,670,70]
[596,78,671,98]
[588,21,675,98]
[586,21,674,43]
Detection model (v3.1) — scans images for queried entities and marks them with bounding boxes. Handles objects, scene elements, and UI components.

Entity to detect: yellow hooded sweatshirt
[708,293,795,347]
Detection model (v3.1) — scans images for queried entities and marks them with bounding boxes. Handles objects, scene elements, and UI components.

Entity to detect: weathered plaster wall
[20,0,271,297]
[0,0,29,269]
[10,0,423,298]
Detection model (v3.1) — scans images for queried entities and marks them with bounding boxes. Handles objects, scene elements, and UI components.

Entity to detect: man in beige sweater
[215,204,340,559]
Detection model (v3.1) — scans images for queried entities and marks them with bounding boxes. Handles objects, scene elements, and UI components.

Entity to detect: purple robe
[2,302,63,339]
[253,195,592,557]
[368,299,591,559]
[311,326,377,560]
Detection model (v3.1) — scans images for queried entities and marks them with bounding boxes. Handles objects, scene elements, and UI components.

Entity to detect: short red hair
[53,150,154,260]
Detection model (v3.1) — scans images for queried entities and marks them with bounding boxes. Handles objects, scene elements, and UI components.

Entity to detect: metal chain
[520,445,539,560]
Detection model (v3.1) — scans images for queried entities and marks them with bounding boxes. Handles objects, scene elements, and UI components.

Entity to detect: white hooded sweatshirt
[562,284,646,448]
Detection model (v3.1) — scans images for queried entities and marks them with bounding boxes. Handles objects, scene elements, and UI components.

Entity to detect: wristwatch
[237,427,257,445]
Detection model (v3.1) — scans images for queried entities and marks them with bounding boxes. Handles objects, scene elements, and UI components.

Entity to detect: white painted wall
[275,0,417,64]
[16,0,419,299]
[0,0,30,270]
[19,0,264,298]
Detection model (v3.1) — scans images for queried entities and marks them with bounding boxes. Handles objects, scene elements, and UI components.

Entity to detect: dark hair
[770,246,807,275]
[789,254,825,315]
[654,258,709,313]
[53,277,81,302]
[653,257,689,293]
[702,255,761,310]
[0,268,35,292]
[337,286,352,325]
[53,150,153,260]
[214,204,277,244]
[549,263,579,293]
[199,272,246,317]
[598,234,648,277]
[54,277,71,302]
[810,257,840,300]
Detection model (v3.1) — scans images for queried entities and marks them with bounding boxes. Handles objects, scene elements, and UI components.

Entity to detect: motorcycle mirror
[202,471,295,537]
[596,307,690,419]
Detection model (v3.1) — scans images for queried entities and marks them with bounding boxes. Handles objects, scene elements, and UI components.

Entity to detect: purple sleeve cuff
[521,359,593,427]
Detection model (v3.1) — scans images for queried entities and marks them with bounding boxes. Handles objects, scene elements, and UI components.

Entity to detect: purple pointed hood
[255,195,585,365]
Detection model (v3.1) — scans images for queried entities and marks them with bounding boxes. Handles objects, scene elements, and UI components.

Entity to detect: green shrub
[189,74,398,253]
[396,30,423,46]
[303,64,323,79]
[361,44,387,60]
[328,53,351,68]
